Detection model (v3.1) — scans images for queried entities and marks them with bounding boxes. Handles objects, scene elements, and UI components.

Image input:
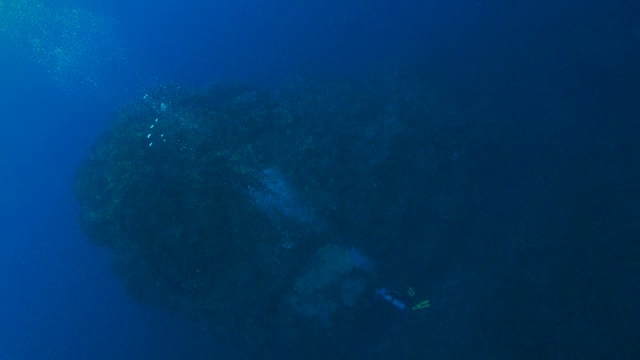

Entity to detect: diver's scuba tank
[375,288,406,310]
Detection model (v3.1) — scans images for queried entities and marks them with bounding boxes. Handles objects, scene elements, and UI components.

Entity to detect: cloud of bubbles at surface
[0,0,126,96]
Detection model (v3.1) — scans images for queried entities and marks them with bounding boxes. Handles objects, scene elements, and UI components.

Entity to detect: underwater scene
[1,0,639,359]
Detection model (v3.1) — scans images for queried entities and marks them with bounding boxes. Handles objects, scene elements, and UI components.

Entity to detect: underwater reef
[75,79,480,358]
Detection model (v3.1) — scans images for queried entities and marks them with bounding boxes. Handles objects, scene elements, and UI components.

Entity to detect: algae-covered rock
[75,79,477,358]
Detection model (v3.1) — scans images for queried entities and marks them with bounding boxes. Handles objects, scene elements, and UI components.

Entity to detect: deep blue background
[2,0,639,359]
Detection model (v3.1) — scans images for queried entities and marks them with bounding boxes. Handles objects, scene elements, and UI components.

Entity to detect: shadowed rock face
[75,80,475,358]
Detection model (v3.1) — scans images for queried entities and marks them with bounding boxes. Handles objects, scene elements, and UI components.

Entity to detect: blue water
[2,0,639,359]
